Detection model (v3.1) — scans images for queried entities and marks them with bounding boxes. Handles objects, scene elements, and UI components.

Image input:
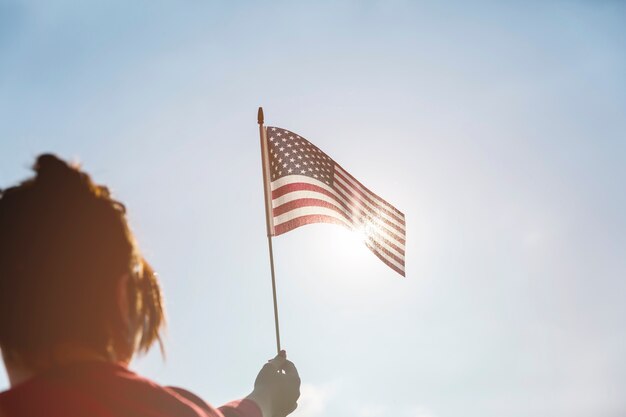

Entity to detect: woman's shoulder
[0,362,220,417]
[167,387,216,413]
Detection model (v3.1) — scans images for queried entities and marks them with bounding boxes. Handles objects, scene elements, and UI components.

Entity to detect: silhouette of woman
[0,154,300,417]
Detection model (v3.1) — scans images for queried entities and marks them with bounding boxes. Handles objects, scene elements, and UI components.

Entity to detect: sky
[1,1,625,416]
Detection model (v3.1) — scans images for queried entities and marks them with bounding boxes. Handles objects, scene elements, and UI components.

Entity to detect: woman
[0,154,300,417]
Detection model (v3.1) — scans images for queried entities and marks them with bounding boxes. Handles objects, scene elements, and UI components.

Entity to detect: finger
[268,349,286,358]
[260,362,276,373]
[275,402,298,417]
[280,359,298,376]
[285,401,298,416]
[267,350,286,363]
[267,353,287,370]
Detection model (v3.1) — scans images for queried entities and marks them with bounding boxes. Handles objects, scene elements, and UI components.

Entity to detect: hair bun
[34,153,84,194]
[35,153,68,174]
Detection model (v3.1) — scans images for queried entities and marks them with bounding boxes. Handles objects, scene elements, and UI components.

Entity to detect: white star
[308,168,313,172]
[284,152,290,157]
[298,155,303,159]
[314,174,318,178]
[278,158,283,163]
[303,161,308,166]
[290,158,295,162]
[295,164,301,168]
[271,127,276,131]
[282,163,287,168]
[279,147,284,152]
[288,168,293,173]
[269,137,274,142]
[277,132,282,136]
[301,170,306,174]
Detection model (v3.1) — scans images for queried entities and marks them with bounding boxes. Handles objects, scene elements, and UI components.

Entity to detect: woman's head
[0,154,164,366]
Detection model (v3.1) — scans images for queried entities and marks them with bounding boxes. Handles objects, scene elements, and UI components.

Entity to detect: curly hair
[0,154,164,363]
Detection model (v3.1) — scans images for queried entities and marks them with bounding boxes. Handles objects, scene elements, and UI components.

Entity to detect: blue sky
[1,1,625,416]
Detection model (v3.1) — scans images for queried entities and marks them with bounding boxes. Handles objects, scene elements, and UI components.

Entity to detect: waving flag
[263,126,406,276]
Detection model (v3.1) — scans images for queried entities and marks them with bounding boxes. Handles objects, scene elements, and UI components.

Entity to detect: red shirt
[0,362,262,417]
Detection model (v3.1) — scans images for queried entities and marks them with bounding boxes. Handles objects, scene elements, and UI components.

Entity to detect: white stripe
[272,176,406,249]
[272,191,405,261]
[363,233,405,263]
[271,175,337,195]
[331,178,406,247]
[273,206,352,228]
[334,174,406,232]
[272,190,345,213]
[358,223,406,261]
[274,205,405,272]
[335,165,403,218]
[365,240,405,272]
[272,189,406,257]
[335,166,404,221]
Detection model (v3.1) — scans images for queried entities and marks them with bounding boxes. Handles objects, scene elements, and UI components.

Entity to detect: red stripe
[273,214,349,236]
[272,182,356,223]
[365,236,405,268]
[272,185,405,252]
[335,165,405,222]
[334,173,406,233]
[272,182,337,201]
[272,180,406,250]
[364,240,405,277]
[334,179,406,241]
[335,170,405,227]
[361,227,405,258]
[354,221,405,257]
[273,214,405,277]
[336,165,405,219]
[273,198,350,221]
[272,197,405,264]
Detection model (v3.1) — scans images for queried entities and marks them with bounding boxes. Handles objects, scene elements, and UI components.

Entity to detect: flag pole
[258,107,281,354]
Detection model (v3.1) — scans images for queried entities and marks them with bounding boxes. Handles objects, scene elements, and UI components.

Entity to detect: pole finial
[258,107,264,125]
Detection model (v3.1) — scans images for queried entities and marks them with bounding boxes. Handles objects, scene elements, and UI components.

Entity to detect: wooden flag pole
[258,107,282,354]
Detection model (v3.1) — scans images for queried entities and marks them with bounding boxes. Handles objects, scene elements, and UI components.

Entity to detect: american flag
[264,126,406,276]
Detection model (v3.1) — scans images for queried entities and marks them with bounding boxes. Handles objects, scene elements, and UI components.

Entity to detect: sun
[326,225,369,261]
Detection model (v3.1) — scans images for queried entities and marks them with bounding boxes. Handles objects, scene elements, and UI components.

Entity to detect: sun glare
[302,224,400,310]
[328,226,370,264]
